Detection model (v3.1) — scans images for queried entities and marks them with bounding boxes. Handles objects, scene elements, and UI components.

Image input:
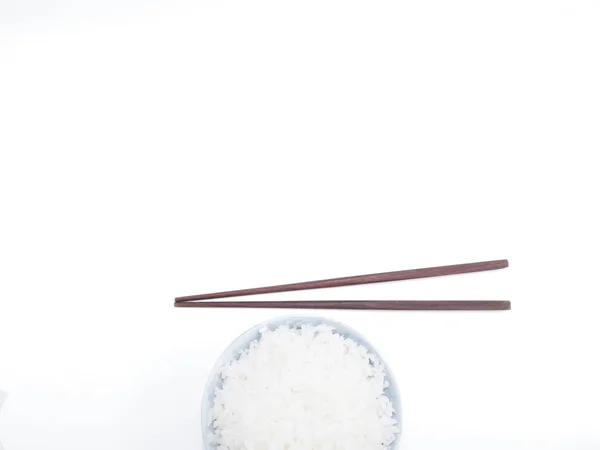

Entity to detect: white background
[1,0,599,449]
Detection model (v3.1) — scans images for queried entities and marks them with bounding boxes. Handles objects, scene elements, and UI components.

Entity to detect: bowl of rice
[202,315,401,450]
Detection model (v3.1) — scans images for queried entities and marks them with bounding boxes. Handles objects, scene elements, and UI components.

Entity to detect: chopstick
[174,300,511,310]
[175,259,508,303]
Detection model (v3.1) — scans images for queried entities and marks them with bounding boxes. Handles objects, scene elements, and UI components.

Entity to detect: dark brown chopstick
[175,259,508,303]
[174,300,511,310]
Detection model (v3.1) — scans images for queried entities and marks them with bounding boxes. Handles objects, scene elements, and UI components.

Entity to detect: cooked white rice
[210,323,399,450]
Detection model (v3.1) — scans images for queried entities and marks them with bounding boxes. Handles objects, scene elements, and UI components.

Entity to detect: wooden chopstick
[175,259,508,303]
[174,300,511,310]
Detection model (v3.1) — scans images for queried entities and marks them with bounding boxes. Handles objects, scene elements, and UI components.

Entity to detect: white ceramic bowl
[201,315,401,449]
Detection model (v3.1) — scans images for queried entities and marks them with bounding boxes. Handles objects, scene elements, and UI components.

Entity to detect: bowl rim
[201,314,402,449]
